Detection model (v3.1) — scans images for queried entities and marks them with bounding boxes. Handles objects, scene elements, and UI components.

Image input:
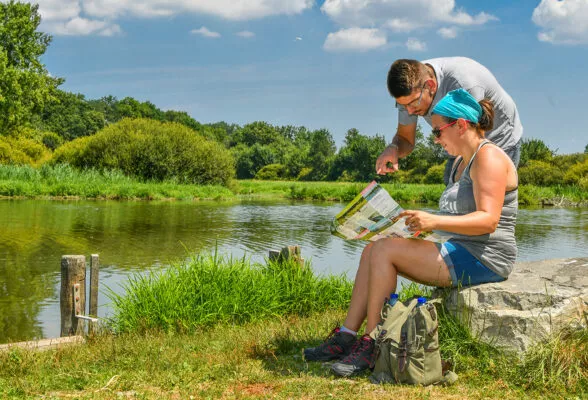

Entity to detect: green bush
[563,159,588,185]
[0,141,31,164]
[297,167,313,181]
[52,118,235,185]
[41,132,63,150]
[0,136,50,165]
[552,153,587,171]
[423,163,445,184]
[254,163,286,180]
[518,160,564,186]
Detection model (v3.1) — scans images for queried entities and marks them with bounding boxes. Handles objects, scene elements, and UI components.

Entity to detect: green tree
[307,128,336,180]
[520,138,555,167]
[232,121,281,147]
[330,128,386,181]
[35,89,105,140]
[585,143,588,154]
[0,1,61,132]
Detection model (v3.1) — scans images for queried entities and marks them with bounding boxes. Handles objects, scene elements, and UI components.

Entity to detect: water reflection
[0,199,586,343]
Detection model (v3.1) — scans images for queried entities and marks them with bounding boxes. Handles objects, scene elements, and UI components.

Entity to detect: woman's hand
[399,210,439,232]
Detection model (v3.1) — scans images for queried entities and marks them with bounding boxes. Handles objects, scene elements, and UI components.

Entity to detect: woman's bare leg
[342,242,374,332]
[365,238,452,333]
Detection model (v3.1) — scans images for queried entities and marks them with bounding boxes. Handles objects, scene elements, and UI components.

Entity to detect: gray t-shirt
[398,57,523,150]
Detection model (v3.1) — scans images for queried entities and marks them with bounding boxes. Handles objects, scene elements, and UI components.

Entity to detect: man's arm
[376,123,417,174]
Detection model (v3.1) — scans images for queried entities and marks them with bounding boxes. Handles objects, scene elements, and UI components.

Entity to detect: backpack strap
[397,298,421,373]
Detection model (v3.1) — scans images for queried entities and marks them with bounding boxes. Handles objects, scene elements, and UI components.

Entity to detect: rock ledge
[442,257,588,353]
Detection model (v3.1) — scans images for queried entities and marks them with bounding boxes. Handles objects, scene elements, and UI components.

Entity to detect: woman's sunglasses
[432,120,458,138]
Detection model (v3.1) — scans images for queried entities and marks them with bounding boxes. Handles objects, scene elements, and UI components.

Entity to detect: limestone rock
[442,257,588,354]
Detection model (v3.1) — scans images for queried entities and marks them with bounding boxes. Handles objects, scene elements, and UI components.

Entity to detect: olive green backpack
[369,297,458,386]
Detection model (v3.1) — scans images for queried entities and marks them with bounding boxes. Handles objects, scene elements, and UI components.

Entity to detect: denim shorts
[438,241,506,288]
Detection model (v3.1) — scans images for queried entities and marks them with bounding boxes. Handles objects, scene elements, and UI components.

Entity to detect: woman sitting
[304,88,518,377]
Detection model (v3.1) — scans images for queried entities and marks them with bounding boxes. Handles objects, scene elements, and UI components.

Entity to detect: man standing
[376,57,523,183]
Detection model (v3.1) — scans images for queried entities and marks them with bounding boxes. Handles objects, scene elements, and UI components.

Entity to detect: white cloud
[406,37,427,51]
[236,30,255,38]
[28,0,314,36]
[191,26,221,38]
[532,0,588,45]
[438,26,458,39]
[321,0,497,29]
[323,27,387,52]
[44,17,121,36]
[295,36,303,41]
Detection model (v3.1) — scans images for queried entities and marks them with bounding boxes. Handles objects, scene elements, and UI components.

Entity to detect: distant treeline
[0,1,586,189]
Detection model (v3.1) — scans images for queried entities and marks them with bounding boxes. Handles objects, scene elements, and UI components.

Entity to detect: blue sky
[30,0,588,154]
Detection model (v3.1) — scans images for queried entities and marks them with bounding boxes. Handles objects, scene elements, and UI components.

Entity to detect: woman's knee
[371,237,404,257]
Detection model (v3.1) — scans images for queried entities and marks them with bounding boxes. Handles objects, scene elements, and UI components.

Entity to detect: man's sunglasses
[432,120,458,138]
[395,82,427,109]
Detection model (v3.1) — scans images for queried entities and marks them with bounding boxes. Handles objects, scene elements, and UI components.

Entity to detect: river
[0,199,586,343]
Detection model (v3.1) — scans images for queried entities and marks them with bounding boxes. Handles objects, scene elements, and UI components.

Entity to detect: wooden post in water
[60,255,86,337]
[269,245,304,267]
[89,254,100,334]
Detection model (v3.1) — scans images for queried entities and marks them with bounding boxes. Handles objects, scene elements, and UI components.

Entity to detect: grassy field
[0,164,587,205]
[1,255,585,399]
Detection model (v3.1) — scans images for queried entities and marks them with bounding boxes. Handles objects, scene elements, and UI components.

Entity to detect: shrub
[423,164,445,184]
[297,167,313,181]
[0,141,31,164]
[254,163,286,180]
[563,159,588,185]
[41,132,63,150]
[52,118,234,186]
[552,153,587,172]
[0,136,50,165]
[518,160,564,186]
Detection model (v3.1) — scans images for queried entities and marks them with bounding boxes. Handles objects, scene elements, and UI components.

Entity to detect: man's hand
[376,145,399,175]
[399,210,439,232]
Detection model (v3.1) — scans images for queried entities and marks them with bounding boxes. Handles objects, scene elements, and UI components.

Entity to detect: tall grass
[107,254,353,334]
[0,164,234,200]
[1,165,586,204]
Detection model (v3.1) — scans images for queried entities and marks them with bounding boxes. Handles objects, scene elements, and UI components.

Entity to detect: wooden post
[60,255,86,337]
[268,245,304,267]
[89,254,100,334]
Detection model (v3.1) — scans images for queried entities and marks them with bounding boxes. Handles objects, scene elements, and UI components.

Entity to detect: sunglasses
[395,82,427,109]
[432,120,458,138]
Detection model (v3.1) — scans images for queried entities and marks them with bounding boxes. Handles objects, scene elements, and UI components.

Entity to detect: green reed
[0,164,234,200]
[106,253,353,334]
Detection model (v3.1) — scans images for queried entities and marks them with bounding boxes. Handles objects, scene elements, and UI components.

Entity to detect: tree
[520,138,555,168]
[35,89,105,140]
[307,128,336,180]
[0,1,62,132]
[585,143,588,154]
[330,128,386,181]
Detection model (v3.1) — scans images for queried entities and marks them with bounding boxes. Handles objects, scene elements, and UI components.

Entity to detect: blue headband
[432,88,482,123]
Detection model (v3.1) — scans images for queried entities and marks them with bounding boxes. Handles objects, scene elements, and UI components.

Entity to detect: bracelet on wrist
[387,143,399,150]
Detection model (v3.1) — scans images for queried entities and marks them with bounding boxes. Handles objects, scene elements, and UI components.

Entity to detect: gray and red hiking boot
[331,334,375,376]
[303,327,357,362]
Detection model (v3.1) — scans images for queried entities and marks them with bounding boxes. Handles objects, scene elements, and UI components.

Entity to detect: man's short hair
[387,59,429,98]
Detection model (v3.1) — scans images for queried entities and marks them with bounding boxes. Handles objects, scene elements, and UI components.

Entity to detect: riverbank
[0,254,585,399]
[1,164,587,206]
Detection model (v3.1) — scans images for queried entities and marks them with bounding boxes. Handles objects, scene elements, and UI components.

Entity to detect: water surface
[0,199,586,343]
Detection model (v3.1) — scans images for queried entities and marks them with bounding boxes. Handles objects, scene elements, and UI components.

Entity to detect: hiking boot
[331,334,375,377]
[303,327,357,362]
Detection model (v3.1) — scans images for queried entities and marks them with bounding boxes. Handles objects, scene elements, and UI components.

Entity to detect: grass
[0,164,235,201]
[0,164,587,205]
[0,256,585,399]
[106,253,353,334]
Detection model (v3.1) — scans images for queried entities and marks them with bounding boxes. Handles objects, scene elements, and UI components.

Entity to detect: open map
[331,181,446,243]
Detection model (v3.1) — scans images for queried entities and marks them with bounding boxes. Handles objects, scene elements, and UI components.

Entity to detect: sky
[23,0,588,154]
